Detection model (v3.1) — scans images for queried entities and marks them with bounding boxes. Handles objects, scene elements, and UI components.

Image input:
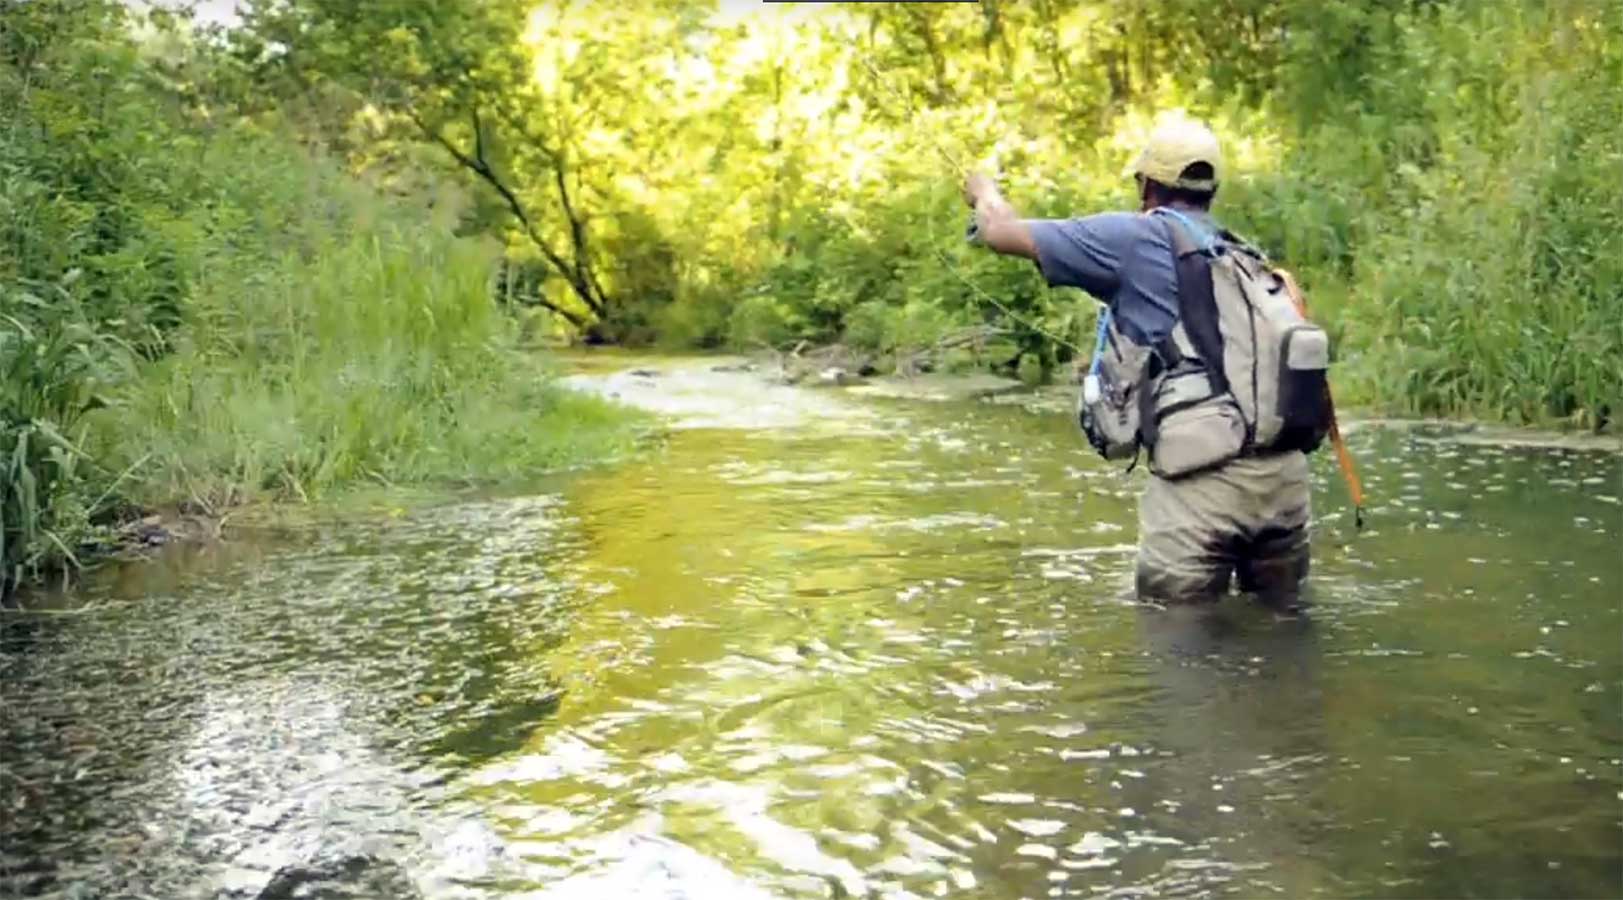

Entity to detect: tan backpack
[1154,209,1332,457]
[1079,209,1334,478]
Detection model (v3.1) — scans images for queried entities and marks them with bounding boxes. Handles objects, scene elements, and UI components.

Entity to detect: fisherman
[962,119,1325,611]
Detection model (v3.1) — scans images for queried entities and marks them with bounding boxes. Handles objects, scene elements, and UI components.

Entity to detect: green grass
[93,203,642,511]
[1,70,640,593]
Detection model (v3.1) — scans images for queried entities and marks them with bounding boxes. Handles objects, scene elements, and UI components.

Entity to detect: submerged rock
[257,854,422,900]
[814,366,861,386]
[845,373,1025,402]
[103,509,224,559]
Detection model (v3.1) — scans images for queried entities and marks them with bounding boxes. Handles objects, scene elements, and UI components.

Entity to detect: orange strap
[1278,269,1366,529]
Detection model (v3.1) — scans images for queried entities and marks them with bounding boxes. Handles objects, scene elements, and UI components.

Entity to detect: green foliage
[1,0,147,585]
[726,294,801,350]
[0,313,111,585]
[92,142,638,506]
[1015,353,1045,388]
[1220,0,1623,427]
[0,1,638,591]
[203,0,1620,424]
[2,0,1619,594]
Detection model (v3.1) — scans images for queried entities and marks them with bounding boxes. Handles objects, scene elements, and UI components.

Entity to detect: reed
[1,76,637,590]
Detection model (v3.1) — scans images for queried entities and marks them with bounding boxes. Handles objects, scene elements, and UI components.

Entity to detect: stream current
[3,359,1619,899]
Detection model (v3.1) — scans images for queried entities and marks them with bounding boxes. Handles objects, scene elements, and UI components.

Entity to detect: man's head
[1131,119,1222,212]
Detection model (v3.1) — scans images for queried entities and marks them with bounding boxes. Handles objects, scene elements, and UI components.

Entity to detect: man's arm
[964,173,1038,260]
[963,173,1128,300]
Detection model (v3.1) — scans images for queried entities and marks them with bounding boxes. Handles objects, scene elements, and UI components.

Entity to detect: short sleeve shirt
[1026,210,1216,346]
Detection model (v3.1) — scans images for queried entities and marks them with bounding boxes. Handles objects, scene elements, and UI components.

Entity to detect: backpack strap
[1219,229,1269,265]
[1158,213,1231,398]
[1138,366,1160,449]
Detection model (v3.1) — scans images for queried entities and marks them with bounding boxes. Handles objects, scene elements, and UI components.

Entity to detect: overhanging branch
[405,107,603,324]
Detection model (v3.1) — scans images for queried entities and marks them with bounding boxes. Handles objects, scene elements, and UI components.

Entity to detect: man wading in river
[963,119,1336,611]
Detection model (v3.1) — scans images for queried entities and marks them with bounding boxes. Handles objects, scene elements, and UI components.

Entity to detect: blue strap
[1090,210,1215,379]
[1087,306,1111,377]
[1157,207,1219,252]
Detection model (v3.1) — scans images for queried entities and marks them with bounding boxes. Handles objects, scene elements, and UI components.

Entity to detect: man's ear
[1141,179,1167,212]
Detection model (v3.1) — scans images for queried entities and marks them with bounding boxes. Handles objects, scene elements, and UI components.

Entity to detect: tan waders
[1135,451,1311,606]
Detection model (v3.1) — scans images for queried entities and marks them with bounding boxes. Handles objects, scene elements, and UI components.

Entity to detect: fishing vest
[1078,209,1333,478]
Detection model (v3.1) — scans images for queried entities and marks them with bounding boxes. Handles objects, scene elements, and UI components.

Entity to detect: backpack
[1079,209,1334,478]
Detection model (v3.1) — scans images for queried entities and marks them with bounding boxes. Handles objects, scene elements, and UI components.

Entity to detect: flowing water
[3,359,1620,899]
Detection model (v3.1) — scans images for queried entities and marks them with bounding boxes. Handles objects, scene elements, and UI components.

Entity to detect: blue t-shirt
[1027,209,1217,347]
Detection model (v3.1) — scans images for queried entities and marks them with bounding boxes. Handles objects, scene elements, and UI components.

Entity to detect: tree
[231,0,710,335]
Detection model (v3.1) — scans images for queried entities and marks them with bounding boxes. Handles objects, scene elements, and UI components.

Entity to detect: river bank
[562,351,1623,451]
[70,352,1619,590]
[2,368,647,608]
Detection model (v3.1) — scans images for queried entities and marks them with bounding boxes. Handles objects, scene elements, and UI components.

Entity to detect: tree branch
[405,107,601,324]
[550,157,607,311]
[497,105,613,317]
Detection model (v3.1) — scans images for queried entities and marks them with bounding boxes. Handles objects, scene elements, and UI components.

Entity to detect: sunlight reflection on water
[2,360,1619,899]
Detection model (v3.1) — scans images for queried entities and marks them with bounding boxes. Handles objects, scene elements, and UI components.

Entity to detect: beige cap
[1130,119,1222,191]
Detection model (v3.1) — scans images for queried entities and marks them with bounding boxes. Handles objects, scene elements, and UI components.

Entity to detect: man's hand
[963,171,999,208]
[961,171,1037,261]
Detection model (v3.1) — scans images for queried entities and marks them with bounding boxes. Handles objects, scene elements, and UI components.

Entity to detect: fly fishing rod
[853,55,1087,355]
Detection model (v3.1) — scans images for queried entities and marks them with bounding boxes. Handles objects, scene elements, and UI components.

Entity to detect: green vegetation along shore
[214,0,1618,425]
[4,0,1619,593]
[1,3,639,594]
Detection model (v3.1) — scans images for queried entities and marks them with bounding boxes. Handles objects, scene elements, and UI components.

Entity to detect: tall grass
[1224,1,1623,427]
[90,131,639,512]
[0,311,115,586]
[0,6,637,593]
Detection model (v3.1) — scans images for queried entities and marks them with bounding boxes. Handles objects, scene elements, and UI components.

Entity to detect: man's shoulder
[1047,210,1165,244]
[1074,210,1150,230]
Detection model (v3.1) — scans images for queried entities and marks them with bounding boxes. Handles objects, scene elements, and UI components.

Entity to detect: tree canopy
[192,0,1619,412]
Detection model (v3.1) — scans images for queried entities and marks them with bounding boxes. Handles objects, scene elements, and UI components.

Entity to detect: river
[2,357,1619,899]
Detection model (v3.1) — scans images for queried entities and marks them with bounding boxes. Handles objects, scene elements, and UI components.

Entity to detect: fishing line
[853,54,1087,355]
